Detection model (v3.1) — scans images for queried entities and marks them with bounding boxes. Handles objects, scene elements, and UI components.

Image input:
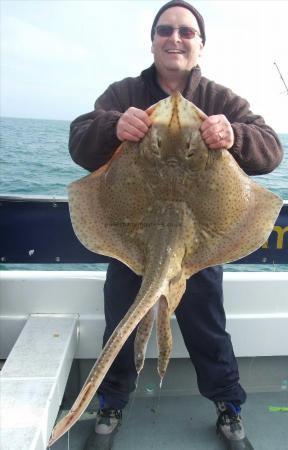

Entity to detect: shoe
[83,408,122,450]
[216,402,254,450]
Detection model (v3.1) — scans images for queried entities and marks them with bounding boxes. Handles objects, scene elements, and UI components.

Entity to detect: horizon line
[1,115,288,135]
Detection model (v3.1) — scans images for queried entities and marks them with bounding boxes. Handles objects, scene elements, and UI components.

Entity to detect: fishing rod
[274,62,288,95]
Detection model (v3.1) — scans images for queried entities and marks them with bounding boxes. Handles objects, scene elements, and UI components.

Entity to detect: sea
[0,116,287,272]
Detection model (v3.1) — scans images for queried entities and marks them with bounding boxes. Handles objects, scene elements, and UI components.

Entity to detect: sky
[1,0,288,132]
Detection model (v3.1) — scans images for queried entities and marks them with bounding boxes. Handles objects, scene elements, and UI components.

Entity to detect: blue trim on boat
[0,195,287,264]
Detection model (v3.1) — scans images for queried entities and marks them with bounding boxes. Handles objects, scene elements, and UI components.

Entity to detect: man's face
[151,6,203,74]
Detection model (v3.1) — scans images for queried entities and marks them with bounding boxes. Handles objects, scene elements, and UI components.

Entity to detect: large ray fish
[48,92,282,446]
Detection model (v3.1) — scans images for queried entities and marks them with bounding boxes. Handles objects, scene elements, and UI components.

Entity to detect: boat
[0,194,287,450]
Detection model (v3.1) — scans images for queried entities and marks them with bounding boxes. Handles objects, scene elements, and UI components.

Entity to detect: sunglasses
[155,25,201,40]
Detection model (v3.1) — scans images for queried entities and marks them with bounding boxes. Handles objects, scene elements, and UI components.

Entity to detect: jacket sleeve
[69,84,125,172]
[223,90,283,176]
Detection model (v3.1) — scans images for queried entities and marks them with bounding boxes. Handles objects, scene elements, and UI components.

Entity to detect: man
[69,1,283,449]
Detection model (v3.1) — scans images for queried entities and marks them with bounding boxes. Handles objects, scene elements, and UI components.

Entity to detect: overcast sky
[1,0,288,132]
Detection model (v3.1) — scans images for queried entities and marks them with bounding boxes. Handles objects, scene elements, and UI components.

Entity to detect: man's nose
[169,29,182,41]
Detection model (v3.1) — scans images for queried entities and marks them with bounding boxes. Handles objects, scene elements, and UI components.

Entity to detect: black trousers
[97,260,246,410]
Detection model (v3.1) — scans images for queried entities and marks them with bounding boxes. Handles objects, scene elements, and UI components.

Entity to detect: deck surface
[51,392,288,450]
[50,357,288,450]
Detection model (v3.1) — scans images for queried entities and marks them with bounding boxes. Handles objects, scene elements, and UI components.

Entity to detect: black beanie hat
[151,0,206,45]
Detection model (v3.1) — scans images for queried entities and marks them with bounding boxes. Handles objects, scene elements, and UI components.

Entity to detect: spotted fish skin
[134,307,155,374]
[49,202,189,446]
[49,92,283,446]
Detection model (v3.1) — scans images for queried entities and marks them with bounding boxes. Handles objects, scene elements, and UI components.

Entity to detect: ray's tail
[48,222,185,446]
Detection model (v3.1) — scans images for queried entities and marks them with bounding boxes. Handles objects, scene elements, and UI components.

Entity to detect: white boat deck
[0,270,288,449]
[51,383,288,450]
[0,315,78,450]
[50,356,288,449]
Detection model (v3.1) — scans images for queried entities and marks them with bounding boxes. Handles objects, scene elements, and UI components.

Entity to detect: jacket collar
[141,63,202,101]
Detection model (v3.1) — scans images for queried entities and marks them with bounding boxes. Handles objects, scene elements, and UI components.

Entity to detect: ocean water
[0,116,287,272]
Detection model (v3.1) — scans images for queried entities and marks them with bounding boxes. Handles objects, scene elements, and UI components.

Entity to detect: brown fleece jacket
[69,64,283,175]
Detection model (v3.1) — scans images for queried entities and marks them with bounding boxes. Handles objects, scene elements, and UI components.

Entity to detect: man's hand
[200,114,234,150]
[116,107,152,142]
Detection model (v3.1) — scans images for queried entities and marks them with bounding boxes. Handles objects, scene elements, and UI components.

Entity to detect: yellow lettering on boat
[262,225,288,249]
